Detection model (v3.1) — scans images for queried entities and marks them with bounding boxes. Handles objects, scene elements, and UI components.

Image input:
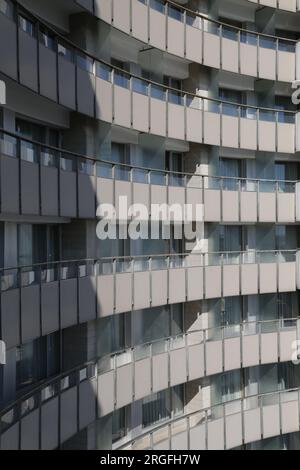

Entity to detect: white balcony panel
[259,263,277,294]
[240,43,257,77]
[21,410,39,450]
[21,285,40,344]
[223,265,240,297]
[169,269,186,304]
[241,264,258,295]
[150,98,167,136]
[96,78,113,123]
[277,193,295,223]
[187,267,203,301]
[0,12,17,80]
[277,123,295,154]
[115,273,132,314]
[132,92,149,133]
[149,9,166,51]
[79,379,97,431]
[262,405,280,439]
[188,343,205,380]
[278,51,295,82]
[116,364,133,409]
[190,424,206,451]
[1,424,18,450]
[259,48,276,80]
[222,38,238,73]
[115,180,132,217]
[204,112,221,146]
[187,187,203,221]
[222,190,239,222]
[167,17,184,57]
[152,353,169,393]
[204,190,221,222]
[205,266,222,299]
[206,340,222,376]
[113,86,131,128]
[133,182,150,212]
[77,69,95,117]
[224,337,241,371]
[172,432,188,451]
[222,115,239,148]
[240,118,257,150]
[281,400,299,434]
[95,0,112,23]
[132,0,148,43]
[0,155,19,215]
[240,191,257,222]
[98,371,114,417]
[186,107,202,143]
[151,270,168,307]
[168,103,185,140]
[134,272,150,310]
[226,413,243,450]
[186,24,203,63]
[97,275,114,317]
[150,185,167,218]
[242,334,259,367]
[60,388,77,443]
[170,348,187,386]
[280,330,297,362]
[207,420,224,450]
[244,408,261,444]
[97,177,114,207]
[112,0,130,33]
[258,193,276,222]
[278,262,296,292]
[168,186,185,218]
[279,0,297,11]
[258,121,276,152]
[134,358,151,400]
[203,32,220,68]
[261,333,278,365]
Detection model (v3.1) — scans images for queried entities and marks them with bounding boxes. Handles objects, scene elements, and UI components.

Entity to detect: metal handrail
[0,250,296,273]
[4,1,296,114]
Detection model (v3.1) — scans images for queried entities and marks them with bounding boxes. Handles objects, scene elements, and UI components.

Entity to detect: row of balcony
[247,0,298,12]
[0,4,296,153]
[0,318,298,449]
[77,0,296,82]
[118,386,300,450]
[0,130,297,221]
[0,251,297,348]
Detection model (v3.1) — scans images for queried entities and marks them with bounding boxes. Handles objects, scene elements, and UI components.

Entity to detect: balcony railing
[0,317,298,449]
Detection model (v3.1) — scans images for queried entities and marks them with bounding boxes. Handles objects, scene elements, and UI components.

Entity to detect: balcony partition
[0,318,299,449]
[0,251,296,349]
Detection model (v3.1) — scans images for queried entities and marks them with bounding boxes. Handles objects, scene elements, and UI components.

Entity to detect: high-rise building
[1,0,300,451]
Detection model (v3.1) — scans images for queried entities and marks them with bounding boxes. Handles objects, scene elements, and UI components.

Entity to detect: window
[18,14,35,37]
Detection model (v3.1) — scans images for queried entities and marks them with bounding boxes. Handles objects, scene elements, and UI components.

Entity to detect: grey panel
[77,0,94,11]
[21,409,39,450]
[18,30,38,91]
[172,432,188,450]
[59,170,77,217]
[225,413,243,449]
[21,284,40,343]
[98,371,115,417]
[152,353,168,393]
[41,166,59,216]
[189,423,206,450]
[169,269,186,304]
[134,358,151,401]
[116,364,133,409]
[1,289,20,349]
[21,161,39,215]
[39,45,57,101]
[79,276,96,323]
[0,156,19,214]
[0,14,17,79]
[78,174,96,218]
[41,282,59,336]
[207,419,224,450]
[41,397,59,450]
[60,278,78,329]
[0,423,19,450]
[77,68,95,117]
[60,387,78,443]
[170,348,187,386]
[97,274,114,317]
[79,379,97,430]
[58,57,76,110]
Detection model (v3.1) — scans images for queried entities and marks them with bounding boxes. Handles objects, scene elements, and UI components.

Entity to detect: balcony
[0,251,296,348]
[118,387,300,450]
[0,4,296,153]
[0,318,298,449]
[247,0,298,12]
[87,0,296,82]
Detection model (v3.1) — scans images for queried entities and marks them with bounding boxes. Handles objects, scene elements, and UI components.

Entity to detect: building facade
[1,0,300,450]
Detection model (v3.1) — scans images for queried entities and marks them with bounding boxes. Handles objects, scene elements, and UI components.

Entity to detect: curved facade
[0,0,300,451]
